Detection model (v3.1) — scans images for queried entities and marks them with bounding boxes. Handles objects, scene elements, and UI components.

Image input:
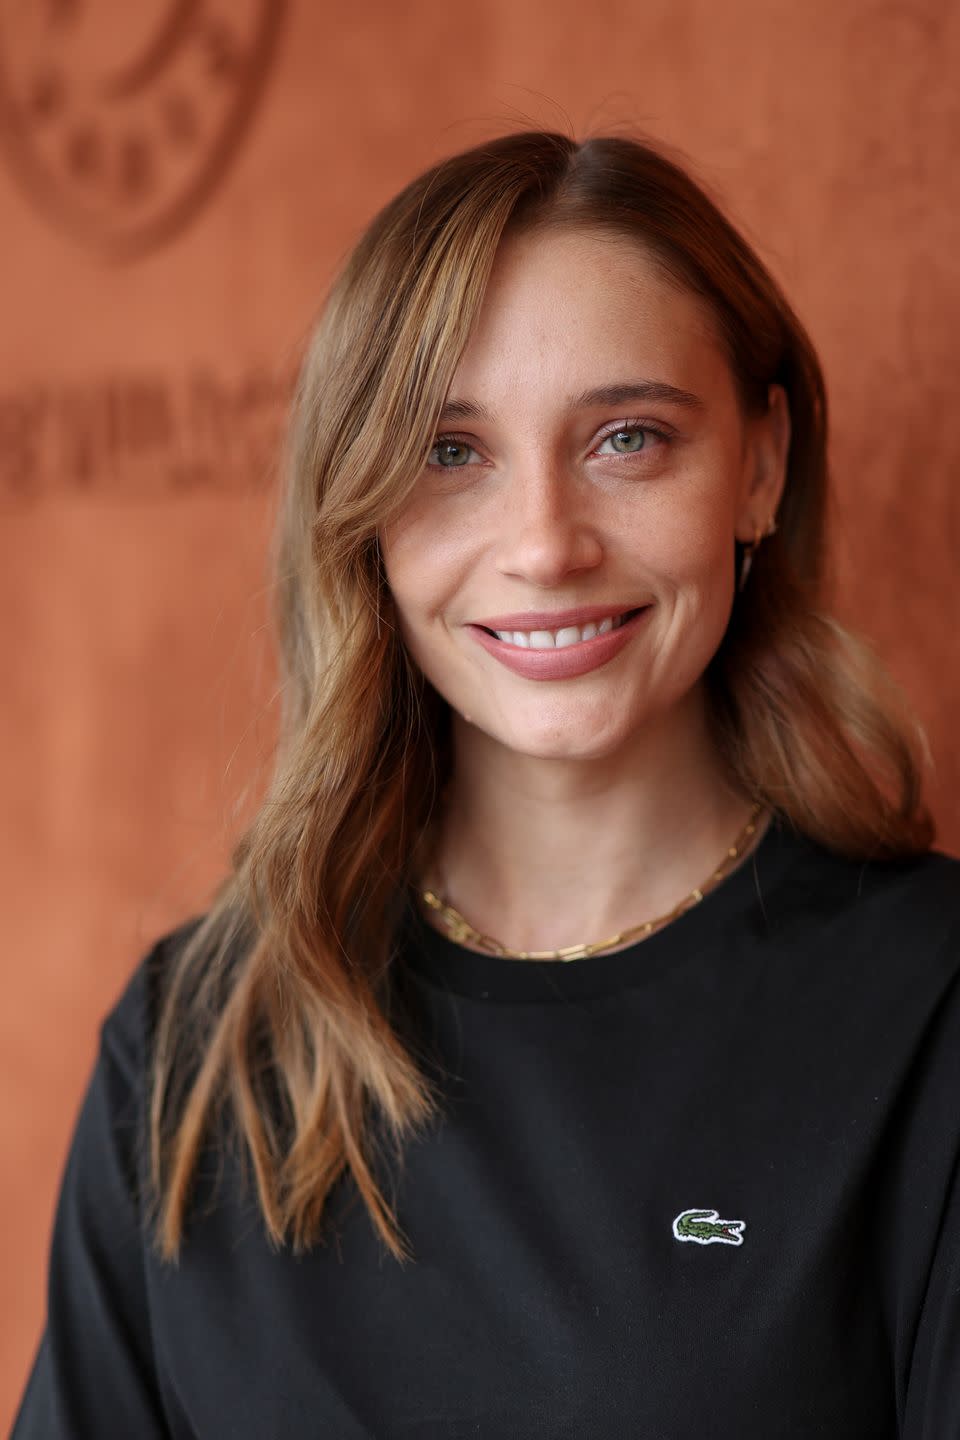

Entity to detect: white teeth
[490,612,631,647]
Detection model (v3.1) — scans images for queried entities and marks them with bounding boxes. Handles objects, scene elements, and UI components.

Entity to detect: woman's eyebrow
[437,380,705,424]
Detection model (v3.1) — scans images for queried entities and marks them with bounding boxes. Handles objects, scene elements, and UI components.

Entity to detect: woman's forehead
[449,228,730,414]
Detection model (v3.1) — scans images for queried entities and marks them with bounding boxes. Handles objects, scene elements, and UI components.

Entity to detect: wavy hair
[148,129,934,1265]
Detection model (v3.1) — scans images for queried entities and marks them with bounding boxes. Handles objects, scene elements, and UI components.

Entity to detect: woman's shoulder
[800,831,958,920]
[99,913,208,1076]
[768,814,957,912]
[767,822,960,987]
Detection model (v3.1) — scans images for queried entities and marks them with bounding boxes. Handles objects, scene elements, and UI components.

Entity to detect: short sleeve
[11,942,172,1439]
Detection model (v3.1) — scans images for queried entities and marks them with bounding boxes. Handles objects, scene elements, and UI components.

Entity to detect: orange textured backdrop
[2,0,959,1425]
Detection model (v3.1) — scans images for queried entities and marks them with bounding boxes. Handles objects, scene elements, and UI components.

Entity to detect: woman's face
[379,226,789,763]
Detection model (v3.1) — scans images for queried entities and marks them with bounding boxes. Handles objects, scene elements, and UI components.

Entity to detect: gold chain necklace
[418,802,766,962]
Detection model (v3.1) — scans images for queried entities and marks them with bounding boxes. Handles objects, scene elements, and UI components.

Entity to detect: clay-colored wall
[2,0,958,1425]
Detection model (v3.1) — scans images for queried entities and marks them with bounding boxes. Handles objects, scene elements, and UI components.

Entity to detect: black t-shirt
[12,817,960,1438]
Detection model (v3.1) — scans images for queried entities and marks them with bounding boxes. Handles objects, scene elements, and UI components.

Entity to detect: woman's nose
[492,461,603,585]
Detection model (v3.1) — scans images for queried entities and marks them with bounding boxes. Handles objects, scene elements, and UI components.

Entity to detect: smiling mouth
[477,607,647,648]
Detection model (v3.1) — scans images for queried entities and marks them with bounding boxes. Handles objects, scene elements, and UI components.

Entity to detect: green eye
[428,438,478,468]
[595,422,670,458]
[609,429,647,453]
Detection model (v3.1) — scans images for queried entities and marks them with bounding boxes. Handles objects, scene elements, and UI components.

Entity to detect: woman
[13,131,960,1438]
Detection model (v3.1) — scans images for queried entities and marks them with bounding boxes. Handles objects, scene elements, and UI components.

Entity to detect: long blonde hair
[148,129,934,1265]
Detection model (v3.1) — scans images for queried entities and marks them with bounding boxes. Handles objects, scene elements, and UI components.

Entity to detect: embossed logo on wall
[0,364,297,503]
[0,0,285,259]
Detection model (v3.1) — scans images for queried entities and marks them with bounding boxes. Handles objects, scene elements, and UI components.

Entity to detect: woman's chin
[465,713,641,764]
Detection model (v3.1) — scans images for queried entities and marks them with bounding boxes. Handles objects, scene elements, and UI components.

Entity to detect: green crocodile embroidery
[673,1207,746,1246]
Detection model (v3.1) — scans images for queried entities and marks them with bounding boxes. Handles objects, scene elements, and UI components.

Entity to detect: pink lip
[466,606,652,680]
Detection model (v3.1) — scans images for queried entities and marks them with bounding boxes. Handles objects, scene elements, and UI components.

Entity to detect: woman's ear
[735,383,791,540]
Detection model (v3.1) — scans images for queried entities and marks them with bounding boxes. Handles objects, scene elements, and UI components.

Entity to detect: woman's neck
[421,689,761,956]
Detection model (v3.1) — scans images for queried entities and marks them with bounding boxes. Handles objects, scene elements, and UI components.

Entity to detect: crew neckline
[397,812,810,1002]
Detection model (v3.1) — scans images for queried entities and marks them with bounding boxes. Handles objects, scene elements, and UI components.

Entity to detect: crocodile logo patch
[673,1207,746,1246]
